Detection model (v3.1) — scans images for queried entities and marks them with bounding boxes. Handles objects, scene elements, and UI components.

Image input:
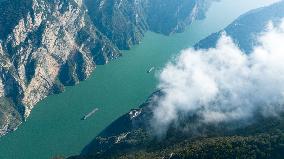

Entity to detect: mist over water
[152,19,284,135]
[0,0,280,158]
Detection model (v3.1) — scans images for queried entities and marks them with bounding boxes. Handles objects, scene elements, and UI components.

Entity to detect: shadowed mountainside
[67,1,284,158]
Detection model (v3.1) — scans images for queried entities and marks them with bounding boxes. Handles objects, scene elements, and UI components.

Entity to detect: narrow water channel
[0,0,278,158]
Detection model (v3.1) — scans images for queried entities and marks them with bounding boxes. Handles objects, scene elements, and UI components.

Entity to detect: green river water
[0,0,278,158]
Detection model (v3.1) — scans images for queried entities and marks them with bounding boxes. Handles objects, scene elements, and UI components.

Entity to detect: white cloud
[151,19,284,134]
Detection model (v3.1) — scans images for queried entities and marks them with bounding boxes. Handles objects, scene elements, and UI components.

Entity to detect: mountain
[196,0,284,52]
[85,0,212,49]
[0,0,122,136]
[0,0,212,136]
[67,1,284,158]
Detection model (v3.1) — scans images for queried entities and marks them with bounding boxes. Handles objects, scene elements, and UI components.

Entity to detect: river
[0,0,278,158]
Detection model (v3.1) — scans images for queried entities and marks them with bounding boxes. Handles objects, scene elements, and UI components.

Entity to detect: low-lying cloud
[151,19,284,134]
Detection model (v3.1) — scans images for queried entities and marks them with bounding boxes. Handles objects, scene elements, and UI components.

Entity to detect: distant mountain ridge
[196,0,284,52]
[67,1,284,158]
[0,0,212,136]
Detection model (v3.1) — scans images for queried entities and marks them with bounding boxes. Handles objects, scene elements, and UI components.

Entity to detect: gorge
[0,0,281,159]
[0,0,211,137]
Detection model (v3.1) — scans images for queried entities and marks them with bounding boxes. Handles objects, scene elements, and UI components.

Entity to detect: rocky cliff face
[85,0,211,49]
[0,0,212,136]
[0,0,120,136]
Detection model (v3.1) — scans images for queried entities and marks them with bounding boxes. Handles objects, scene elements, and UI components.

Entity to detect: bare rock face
[85,0,211,49]
[0,0,212,136]
[0,0,120,136]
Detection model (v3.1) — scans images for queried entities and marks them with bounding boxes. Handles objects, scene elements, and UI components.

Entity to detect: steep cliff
[0,0,212,136]
[0,0,120,136]
[85,0,211,49]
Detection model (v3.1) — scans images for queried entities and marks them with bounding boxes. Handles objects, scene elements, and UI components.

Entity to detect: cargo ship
[82,108,99,120]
